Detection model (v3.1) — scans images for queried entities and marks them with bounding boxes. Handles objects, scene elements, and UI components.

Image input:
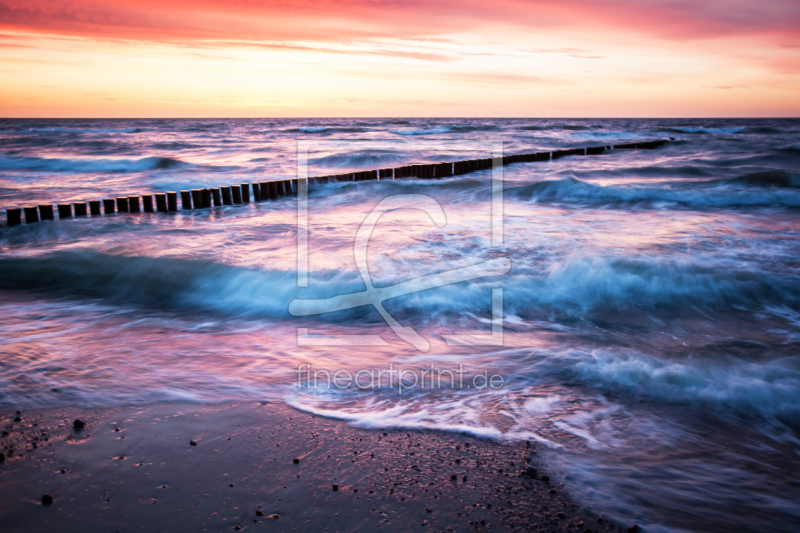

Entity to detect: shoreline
[0,401,627,532]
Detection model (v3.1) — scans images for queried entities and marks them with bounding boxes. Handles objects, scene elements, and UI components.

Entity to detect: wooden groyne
[3,140,668,226]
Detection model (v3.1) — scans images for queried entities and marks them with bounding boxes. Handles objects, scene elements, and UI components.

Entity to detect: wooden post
[103,199,115,215]
[202,189,211,208]
[155,193,168,213]
[282,180,292,196]
[6,208,21,226]
[74,202,88,217]
[116,197,129,213]
[241,183,250,202]
[180,190,192,210]
[268,181,278,200]
[211,188,222,207]
[39,204,54,220]
[142,195,154,213]
[232,185,242,203]
[167,192,178,211]
[24,206,39,223]
[259,182,270,201]
[128,196,140,213]
[221,186,233,205]
[275,181,285,197]
[57,204,72,219]
[252,183,261,202]
[191,189,203,209]
[89,200,101,216]
[291,179,299,195]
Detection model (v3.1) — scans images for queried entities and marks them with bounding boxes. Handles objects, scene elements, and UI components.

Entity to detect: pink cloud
[0,0,797,44]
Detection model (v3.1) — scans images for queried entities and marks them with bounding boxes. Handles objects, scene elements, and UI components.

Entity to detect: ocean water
[1,118,799,532]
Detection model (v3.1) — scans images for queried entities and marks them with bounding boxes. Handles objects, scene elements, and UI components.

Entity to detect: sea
[1,118,799,532]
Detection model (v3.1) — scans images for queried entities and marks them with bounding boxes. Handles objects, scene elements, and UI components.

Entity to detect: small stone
[13,417,21,423]
[628,525,642,533]
[293,458,299,464]
[114,428,120,432]
[450,475,457,481]
[229,483,234,487]
[73,420,86,430]
[541,474,550,482]
[41,494,54,506]
[190,440,197,446]
[524,466,538,478]
[255,510,264,517]
[462,476,467,482]
[268,514,280,519]
[332,484,339,491]
[234,526,241,531]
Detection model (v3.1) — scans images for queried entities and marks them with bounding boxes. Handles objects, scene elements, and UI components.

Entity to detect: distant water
[1,118,799,532]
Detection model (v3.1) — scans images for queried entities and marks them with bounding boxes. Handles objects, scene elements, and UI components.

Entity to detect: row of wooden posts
[3,140,667,226]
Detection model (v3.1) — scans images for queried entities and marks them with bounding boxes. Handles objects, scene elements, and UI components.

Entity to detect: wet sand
[0,402,629,532]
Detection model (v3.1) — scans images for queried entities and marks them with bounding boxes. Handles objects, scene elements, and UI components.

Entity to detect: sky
[0,0,798,117]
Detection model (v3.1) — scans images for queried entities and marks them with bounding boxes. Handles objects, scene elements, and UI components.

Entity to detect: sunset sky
[1,0,798,117]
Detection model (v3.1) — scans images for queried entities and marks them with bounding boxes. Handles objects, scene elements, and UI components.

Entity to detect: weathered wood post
[167,192,178,211]
[24,206,39,223]
[6,208,22,226]
[155,193,168,213]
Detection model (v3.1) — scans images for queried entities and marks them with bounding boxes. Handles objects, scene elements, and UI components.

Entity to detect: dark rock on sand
[13,417,21,423]
[255,510,264,517]
[332,484,339,491]
[0,452,4,463]
[190,440,197,446]
[41,494,53,506]
[72,419,86,430]
[628,525,642,533]
[293,458,299,464]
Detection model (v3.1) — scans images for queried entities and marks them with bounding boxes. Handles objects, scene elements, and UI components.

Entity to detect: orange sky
[1,0,798,117]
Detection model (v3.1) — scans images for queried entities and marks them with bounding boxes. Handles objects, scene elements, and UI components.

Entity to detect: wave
[390,127,452,136]
[0,154,186,173]
[286,127,368,134]
[308,151,405,169]
[556,349,800,423]
[661,127,744,134]
[569,131,658,140]
[508,176,800,208]
[0,250,796,320]
[717,170,800,189]
[17,127,142,134]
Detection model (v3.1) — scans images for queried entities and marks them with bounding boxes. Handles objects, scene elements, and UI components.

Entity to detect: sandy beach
[0,402,624,533]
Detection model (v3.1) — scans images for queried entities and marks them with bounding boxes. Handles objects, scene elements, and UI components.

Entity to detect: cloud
[0,0,797,45]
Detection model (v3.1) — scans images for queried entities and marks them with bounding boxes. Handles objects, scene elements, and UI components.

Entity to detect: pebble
[293,458,299,464]
[73,419,86,430]
[332,484,339,491]
[190,440,197,446]
[41,494,54,506]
